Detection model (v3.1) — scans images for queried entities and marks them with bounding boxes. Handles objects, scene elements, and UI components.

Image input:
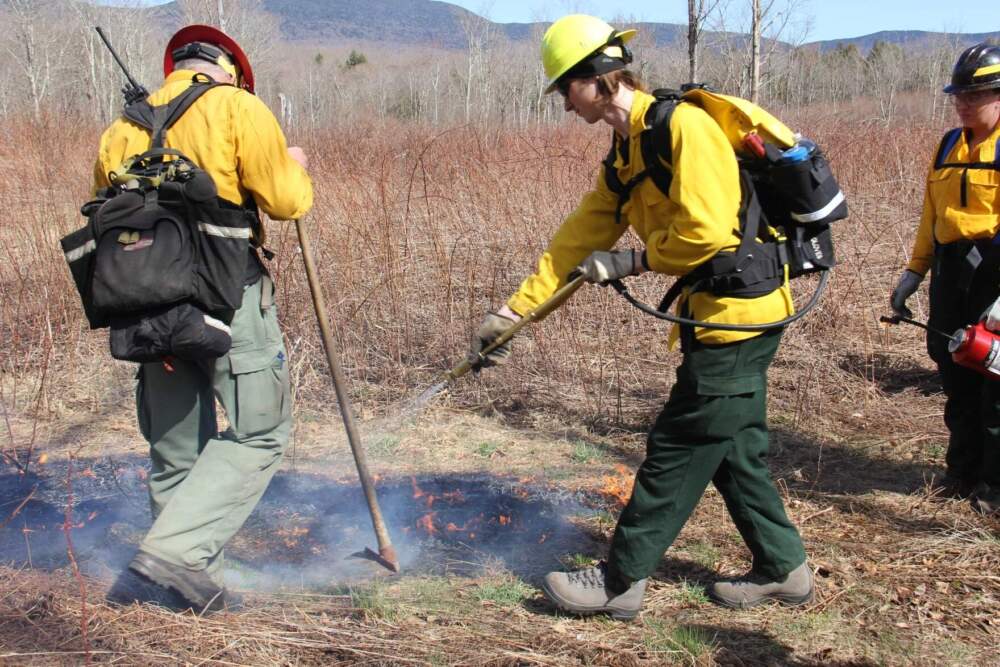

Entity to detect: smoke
[0,455,600,598]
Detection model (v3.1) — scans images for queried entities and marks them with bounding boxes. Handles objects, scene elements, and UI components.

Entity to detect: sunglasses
[951,90,1000,106]
[556,78,574,97]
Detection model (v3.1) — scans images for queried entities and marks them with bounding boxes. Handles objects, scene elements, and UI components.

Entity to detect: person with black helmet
[468,15,813,620]
[95,25,312,612]
[890,43,1000,515]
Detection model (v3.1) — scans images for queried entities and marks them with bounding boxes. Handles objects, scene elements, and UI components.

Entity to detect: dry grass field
[1,111,998,665]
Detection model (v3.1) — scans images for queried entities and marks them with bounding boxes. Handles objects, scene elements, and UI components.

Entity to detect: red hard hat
[164,24,255,94]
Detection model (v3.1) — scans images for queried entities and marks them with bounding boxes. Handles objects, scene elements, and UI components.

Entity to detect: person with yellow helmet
[469,15,812,619]
[95,25,312,612]
[890,43,1000,515]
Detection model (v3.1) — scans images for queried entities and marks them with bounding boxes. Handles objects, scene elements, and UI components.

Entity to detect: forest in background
[0,0,986,131]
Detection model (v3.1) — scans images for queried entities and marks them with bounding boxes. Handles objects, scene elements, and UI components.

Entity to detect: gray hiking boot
[129,550,229,614]
[709,561,814,609]
[540,561,647,621]
[971,484,1000,515]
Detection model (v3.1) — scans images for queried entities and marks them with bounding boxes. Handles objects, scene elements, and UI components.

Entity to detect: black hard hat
[944,43,1000,94]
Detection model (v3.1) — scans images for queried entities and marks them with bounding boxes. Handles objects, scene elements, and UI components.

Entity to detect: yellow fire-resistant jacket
[507,90,794,345]
[93,70,312,222]
[907,124,1000,276]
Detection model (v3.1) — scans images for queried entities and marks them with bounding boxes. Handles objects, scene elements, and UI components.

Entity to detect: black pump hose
[608,270,831,331]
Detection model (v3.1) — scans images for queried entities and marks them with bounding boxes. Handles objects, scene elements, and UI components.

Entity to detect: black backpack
[61,75,257,361]
[603,88,847,323]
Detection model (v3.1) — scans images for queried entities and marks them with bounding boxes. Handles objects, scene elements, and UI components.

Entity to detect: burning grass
[1,112,998,664]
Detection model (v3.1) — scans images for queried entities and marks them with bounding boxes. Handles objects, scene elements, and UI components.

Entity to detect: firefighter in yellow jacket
[95,25,312,612]
[469,15,812,619]
[891,43,1000,515]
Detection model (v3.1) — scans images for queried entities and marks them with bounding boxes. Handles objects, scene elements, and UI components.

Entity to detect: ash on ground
[0,456,601,594]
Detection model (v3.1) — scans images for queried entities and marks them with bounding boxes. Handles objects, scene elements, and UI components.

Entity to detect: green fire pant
[607,328,807,584]
[135,278,291,583]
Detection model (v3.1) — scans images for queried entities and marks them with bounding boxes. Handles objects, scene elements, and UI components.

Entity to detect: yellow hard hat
[541,15,637,93]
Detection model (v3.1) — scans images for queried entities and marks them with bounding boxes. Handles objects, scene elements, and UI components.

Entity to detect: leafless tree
[3,0,72,121]
[688,0,722,83]
[749,0,761,102]
[708,0,811,102]
[176,0,281,84]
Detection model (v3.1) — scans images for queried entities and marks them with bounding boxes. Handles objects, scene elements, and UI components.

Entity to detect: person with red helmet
[96,25,312,612]
[890,43,1000,515]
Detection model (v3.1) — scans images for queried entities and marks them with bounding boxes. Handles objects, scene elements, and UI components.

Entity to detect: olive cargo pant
[608,328,807,584]
[135,278,291,582]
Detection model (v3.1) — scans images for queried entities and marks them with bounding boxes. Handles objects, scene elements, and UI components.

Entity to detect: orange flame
[498,515,511,526]
[276,525,310,548]
[417,513,438,535]
[601,464,634,508]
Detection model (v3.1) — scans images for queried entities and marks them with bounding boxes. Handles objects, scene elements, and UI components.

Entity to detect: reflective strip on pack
[64,239,97,262]
[198,222,251,239]
[203,313,232,334]
[790,190,846,223]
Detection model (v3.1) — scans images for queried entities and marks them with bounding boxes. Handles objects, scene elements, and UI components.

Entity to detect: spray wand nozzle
[879,314,957,341]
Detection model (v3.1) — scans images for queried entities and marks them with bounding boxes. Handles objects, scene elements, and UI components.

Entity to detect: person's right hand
[890,269,923,319]
[469,308,520,368]
[288,146,308,169]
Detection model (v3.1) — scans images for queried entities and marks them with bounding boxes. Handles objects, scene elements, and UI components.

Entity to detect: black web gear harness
[601,88,844,331]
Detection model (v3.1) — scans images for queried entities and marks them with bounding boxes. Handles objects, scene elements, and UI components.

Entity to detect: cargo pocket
[229,346,290,439]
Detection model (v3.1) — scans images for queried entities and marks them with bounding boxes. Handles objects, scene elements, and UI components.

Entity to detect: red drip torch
[881,315,1000,380]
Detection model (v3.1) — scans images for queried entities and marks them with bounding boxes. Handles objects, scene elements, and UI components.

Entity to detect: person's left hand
[574,250,644,284]
[981,296,1000,332]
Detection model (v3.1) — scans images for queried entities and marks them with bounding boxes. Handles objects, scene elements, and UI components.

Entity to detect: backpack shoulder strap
[602,132,626,196]
[639,92,680,197]
[121,76,228,149]
[122,100,155,132]
[933,128,964,169]
[601,89,682,224]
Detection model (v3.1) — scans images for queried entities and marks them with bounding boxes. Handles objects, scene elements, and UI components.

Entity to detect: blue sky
[449,1,998,41]
[125,1,999,42]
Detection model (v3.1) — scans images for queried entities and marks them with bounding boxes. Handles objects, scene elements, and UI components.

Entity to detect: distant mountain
[808,30,1000,53]
[126,1,1000,53]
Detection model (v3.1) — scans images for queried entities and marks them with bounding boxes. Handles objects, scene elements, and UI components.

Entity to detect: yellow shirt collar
[628,90,657,139]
